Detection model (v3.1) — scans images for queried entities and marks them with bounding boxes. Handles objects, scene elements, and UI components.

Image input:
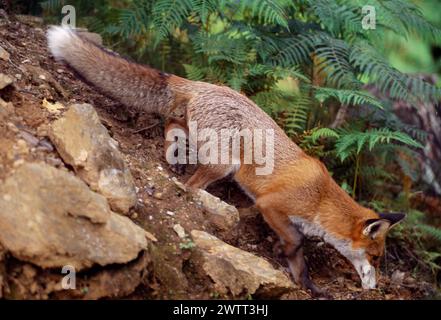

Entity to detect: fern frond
[335,128,423,161]
[313,86,384,109]
[310,127,340,143]
[191,0,218,24]
[152,0,193,42]
[419,224,441,242]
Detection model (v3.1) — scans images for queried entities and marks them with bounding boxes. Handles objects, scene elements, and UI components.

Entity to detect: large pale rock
[3,252,150,299]
[194,190,240,231]
[0,162,148,271]
[191,230,294,298]
[49,104,136,213]
[0,73,13,90]
[172,178,240,231]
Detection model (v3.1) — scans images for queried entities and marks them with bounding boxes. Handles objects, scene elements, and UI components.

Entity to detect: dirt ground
[0,15,438,300]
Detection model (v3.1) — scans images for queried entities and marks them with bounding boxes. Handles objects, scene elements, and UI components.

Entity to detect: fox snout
[359,263,376,289]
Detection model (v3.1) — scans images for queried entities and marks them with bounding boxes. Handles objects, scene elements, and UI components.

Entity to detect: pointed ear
[362,219,390,239]
[379,212,406,227]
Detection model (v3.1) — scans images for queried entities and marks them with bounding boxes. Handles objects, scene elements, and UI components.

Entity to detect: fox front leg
[256,197,329,298]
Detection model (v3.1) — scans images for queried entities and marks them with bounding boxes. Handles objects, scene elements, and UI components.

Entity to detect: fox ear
[379,212,406,227]
[363,219,390,239]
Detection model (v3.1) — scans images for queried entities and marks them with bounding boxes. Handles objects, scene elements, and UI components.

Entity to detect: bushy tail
[47,26,189,115]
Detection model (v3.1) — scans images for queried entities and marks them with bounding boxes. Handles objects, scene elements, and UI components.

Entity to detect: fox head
[346,212,406,289]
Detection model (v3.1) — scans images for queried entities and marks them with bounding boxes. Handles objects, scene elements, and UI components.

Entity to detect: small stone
[15,139,29,155]
[0,98,14,120]
[15,74,22,80]
[145,231,158,242]
[13,159,25,167]
[131,212,138,219]
[173,224,186,238]
[37,138,54,152]
[6,122,19,133]
[172,177,186,191]
[166,210,175,216]
[391,270,405,286]
[0,45,9,61]
[42,99,64,114]
[19,131,39,147]
[0,73,13,90]
[153,192,163,200]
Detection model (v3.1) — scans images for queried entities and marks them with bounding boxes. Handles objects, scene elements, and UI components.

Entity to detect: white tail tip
[46,26,76,60]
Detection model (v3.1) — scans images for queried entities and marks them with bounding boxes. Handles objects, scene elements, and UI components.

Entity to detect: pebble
[166,210,175,216]
[153,192,163,200]
[16,139,29,155]
[173,224,186,238]
[0,45,9,61]
[19,131,39,147]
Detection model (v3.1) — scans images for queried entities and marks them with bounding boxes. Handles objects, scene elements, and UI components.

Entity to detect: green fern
[419,224,441,242]
[335,128,423,161]
[310,127,340,143]
[152,0,193,43]
[313,86,384,109]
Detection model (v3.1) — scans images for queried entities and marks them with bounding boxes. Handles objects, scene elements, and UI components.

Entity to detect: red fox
[47,26,405,297]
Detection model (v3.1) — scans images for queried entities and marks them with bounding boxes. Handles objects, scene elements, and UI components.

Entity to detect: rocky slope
[0,13,436,300]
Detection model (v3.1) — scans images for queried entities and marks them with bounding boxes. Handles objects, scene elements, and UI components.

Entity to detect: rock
[42,99,64,114]
[0,98,14,120]
[19,131,40,147]
[49,104,137,214]
[0,73,13,90]
[171,178,240,231]
[3,252,150,300]
[56,252,150,299]
[173,224,186,239]
[0,162,148,271]
[191,230,294,298]
[391,270,406,286]
[0,45,9,61]
[194,190,240,231]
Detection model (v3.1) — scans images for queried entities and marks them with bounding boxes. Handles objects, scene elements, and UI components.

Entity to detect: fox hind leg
[185,164,236,190]
[164,117,188,175]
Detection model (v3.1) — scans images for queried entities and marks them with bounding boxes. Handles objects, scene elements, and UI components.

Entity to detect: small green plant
[179,239,196,250]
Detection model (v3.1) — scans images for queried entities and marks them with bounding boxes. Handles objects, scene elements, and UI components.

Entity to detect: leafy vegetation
[35,0,441,284]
